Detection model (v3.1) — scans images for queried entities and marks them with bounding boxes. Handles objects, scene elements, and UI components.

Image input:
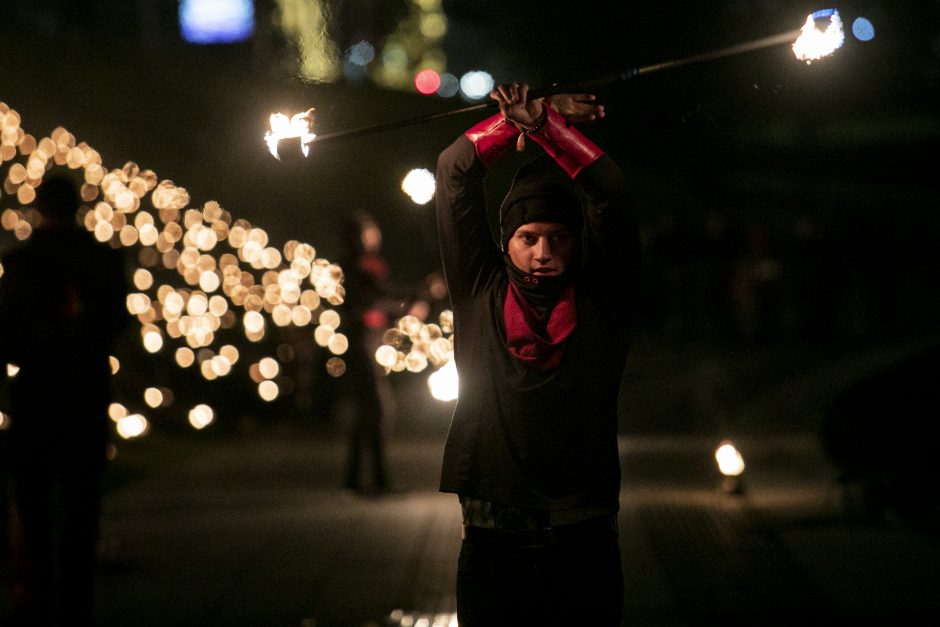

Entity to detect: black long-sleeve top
[435,133,640,513]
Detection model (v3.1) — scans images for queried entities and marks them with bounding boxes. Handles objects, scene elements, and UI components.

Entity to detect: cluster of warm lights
[1,102,349,438]
[109,403,151,440]
[387,609,456,627]
[375,311,452,373]
[249,356,283,401]
[375,309,458,401]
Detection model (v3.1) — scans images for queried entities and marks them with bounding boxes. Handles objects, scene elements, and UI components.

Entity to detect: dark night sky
[2,0,939,336]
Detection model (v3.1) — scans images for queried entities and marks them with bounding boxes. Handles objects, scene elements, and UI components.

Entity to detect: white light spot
[402,168,436,205]
[459,71,494,100]
[428,359,458,401]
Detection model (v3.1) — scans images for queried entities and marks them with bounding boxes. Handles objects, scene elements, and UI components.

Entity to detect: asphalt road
[73,424,940,626]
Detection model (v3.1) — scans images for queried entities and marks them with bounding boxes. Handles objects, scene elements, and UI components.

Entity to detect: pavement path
[70,426,940,626]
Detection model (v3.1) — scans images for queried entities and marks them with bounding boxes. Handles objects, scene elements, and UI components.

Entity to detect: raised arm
[435,114,519,305]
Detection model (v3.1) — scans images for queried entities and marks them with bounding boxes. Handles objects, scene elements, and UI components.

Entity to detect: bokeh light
[188,404,215,429]
[414,69,442,95]
[258,379,279,401]
[436,73,460,98]
[116,414,149,439]
[459,71,494,100]
[179,0,255,44]
[428,359,458,402]
[1,102,348,438]
[852,17,875,42]
[401,168,435,204]
[345,40,376,66]
[715,441,746,477]
[325,356,346,377]
[258,356,280,379]
[144,387,164,408]
[275,0,340,82]
[375,310,456,401]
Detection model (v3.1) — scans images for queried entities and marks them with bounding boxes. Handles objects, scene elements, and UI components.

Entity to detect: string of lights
[0,102,349,439]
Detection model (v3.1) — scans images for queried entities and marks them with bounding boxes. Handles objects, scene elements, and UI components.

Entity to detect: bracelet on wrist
[505,115,546,135]
[521,116,546,134]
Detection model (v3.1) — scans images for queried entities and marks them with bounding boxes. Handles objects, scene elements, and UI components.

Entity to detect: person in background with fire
[0,174,128,626]
[434,82,640,625]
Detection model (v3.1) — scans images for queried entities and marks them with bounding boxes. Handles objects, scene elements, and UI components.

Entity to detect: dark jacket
[0,226,128,426]
[435,133,640,512]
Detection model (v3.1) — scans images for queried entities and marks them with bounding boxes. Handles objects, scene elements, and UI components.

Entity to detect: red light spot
[414,69,441,95]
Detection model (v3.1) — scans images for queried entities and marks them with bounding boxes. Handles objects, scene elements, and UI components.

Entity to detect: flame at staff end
[793,9,845,63]
[264,108,316,159]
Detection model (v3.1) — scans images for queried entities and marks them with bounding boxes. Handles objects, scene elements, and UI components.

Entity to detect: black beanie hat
[499,155,583,251]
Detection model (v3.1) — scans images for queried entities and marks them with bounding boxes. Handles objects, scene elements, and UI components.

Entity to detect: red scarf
[503,283,577,370]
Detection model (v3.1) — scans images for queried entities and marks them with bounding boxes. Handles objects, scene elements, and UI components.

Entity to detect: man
[0,174,128,626]
[435,82,640,625]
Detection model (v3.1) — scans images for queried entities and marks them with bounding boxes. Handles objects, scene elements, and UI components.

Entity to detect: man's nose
[534,238,552,260]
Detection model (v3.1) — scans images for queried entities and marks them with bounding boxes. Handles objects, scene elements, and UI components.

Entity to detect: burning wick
[792,9,845,63]
[265,108,316,159]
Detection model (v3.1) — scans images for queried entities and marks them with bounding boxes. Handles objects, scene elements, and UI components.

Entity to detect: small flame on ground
[264,109,316,159]
[793,9,845,63]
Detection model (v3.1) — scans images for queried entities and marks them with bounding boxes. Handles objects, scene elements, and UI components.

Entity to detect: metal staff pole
[311,28,803,145]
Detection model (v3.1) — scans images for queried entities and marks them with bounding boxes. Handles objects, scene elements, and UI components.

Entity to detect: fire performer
[435,82,640,624]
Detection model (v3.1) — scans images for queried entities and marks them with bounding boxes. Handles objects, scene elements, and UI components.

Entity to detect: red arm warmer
[527,107,603,178]
[463,113,521,167]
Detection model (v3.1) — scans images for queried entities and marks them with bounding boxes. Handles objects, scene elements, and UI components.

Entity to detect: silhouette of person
[0,174,128,626]
[336,212,423,494]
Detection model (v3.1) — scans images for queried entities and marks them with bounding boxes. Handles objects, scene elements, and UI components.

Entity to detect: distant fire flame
[264,108,316,159]
[792,9,844,63]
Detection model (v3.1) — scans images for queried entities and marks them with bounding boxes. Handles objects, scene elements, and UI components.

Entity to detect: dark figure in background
[0,175,128,626]
[337,212,425,494]
[435,83,640,625]
[821,341,940,531]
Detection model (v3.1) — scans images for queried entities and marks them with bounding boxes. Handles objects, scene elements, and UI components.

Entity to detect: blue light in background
[180,0,255,44]
[345,41,376,67]
[852,17,875,42]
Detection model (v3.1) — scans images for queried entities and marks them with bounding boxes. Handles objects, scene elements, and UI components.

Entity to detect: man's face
[506,221,575,276]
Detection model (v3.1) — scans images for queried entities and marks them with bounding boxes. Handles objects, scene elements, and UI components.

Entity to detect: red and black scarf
[503,264,577,371]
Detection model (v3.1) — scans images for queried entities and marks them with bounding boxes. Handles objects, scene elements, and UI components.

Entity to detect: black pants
[456,518,624,626]
[342,333,392,492]
[6,416,107,627]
